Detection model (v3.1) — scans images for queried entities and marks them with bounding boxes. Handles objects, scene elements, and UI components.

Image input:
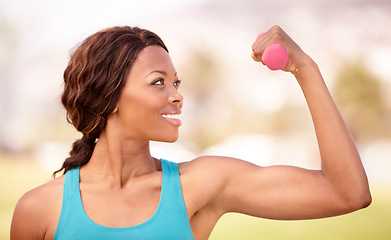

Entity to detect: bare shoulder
[177,156,258,206]
[16,175,64,211]
[177,156,262,238]
[11,175,64,239]
[178,155,264,199]
[177,155,236,190]
[178,155,259,177]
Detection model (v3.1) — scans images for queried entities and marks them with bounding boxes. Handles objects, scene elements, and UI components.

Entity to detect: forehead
[129,45,175,78]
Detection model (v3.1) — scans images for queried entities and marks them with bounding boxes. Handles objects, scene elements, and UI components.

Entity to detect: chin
[162,136,179,143]
[151,133,179,143]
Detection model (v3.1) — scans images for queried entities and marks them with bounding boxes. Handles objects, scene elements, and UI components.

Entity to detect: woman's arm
[184,26,371,222]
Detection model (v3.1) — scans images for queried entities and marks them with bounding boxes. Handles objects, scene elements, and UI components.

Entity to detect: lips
[161,112,182,127]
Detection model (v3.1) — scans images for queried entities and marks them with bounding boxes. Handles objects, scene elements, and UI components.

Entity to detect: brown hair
[54,26,168,177]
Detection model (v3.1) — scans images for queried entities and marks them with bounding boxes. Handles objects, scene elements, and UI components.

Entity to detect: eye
[174,79,181,88]
[152,78,164,86]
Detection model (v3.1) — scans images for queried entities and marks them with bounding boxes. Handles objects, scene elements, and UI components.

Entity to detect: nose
[169,88,184,108]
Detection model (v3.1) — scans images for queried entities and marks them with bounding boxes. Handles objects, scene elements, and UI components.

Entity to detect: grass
[1,153,390,240]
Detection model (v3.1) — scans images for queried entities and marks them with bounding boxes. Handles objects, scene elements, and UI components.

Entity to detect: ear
[112,106,119,113]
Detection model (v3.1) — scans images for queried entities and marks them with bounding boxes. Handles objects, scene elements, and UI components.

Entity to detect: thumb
[251,51,263,62]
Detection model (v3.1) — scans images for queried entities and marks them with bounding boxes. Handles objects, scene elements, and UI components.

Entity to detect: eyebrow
[145,70,177,78]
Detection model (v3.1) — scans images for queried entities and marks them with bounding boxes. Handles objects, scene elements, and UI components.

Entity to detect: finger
[252,32,269,63]
[251,51,263,62]
[251,43,264,63]
[256,32,266,40]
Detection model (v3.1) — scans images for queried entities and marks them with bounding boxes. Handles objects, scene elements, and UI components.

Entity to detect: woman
[11,25,371,240]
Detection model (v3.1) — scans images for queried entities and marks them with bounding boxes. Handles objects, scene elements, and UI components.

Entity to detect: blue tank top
[53,159,194,239]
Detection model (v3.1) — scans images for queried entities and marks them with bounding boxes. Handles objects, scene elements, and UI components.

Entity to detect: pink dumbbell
[256,33,289,71]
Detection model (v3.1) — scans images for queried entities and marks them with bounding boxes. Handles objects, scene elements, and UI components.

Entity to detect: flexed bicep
[218,159,352,220]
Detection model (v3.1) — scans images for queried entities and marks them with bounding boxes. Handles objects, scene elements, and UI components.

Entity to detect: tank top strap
[158,159,193,237]
[160,159,186,207]
[160,158,182,202]
[54,167,83,238]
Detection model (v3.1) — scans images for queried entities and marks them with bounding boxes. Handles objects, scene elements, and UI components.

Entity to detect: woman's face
[113,45,183,143]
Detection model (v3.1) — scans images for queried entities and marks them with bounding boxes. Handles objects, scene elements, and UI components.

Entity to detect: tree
[332,61,391,143]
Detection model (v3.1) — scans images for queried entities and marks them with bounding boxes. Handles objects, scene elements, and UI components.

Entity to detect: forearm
[294,56,371,207]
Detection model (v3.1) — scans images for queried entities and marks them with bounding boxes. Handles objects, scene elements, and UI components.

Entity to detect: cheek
[121,94,165,126]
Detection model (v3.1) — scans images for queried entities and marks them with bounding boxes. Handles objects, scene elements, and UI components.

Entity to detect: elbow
[359,190,372,209]
[356,184,372,209]
[343,188,372,212]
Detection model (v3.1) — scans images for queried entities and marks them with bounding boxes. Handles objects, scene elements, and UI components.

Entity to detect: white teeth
[162,114,179,119]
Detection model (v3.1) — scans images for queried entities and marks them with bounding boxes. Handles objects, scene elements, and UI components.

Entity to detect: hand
[251,25,311,74]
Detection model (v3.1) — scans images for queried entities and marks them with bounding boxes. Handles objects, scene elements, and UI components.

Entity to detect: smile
[161,114,182,127]
[161,114,180,119]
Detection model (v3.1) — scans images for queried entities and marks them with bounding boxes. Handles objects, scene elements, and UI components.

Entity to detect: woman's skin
[10,26,371,240]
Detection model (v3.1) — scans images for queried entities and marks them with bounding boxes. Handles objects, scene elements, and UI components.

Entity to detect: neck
[82,130,160,187]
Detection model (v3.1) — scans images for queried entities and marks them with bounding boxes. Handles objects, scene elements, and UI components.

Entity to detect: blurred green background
[1,0,390,239]
[1,155,390,239]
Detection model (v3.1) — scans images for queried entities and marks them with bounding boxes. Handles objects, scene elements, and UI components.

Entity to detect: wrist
[292,55,321,84]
